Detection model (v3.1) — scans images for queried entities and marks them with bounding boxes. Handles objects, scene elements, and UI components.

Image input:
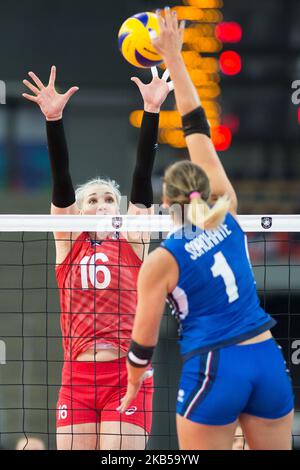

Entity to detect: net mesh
[0,215,299,450]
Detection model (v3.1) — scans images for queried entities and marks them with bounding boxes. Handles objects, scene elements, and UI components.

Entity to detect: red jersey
[56,232,142,361]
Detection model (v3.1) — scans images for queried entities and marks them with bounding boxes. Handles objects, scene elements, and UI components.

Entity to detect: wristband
[182,106,211,138]
[127,339,155,368]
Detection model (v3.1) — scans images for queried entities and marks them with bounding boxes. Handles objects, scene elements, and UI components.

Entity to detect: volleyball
[118,12,163,68]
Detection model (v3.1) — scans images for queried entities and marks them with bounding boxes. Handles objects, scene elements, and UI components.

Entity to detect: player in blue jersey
[118,8,294,450]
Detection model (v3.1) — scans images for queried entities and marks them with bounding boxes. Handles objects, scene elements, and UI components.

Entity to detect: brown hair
[163,160,231,230]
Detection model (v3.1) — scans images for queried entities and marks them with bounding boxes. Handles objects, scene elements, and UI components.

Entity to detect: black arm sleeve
[46,119,76,208]
[130,111,159,208]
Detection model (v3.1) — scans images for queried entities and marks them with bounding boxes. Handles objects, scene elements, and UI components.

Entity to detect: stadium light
[184,0,223,7]
[220,51,242,75]
[215,22,242,43]
[211,125,232,151]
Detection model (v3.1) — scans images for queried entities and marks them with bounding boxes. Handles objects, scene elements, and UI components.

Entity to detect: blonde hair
[164,160,231,230]
[75,177,121,209]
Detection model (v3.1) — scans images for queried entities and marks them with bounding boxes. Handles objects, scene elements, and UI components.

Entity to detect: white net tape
[0,214,299,232]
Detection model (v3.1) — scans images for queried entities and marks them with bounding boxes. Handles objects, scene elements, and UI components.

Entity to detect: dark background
[0,0,299,211]
[0,0,299,450]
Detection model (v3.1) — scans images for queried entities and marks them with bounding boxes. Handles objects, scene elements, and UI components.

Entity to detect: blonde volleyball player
[22,65,173,450]
[119,7,294,450]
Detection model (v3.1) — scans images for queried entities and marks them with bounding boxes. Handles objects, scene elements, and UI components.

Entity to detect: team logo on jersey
[125,406,137,416]
[177,389,185,403]
[112,216,123,230]
[261,217,272,229]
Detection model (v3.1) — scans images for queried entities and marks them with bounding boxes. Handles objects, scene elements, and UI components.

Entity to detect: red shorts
[56,358,153,434]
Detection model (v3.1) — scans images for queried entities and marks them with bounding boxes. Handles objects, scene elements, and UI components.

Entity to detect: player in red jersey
[22,65,173,449]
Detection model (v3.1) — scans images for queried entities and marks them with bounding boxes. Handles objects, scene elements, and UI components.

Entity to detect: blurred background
[0,0,299,213]
[0,0,299,450]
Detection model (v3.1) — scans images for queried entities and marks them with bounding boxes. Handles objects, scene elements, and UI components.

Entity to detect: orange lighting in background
[215,22,242,43]
[197,84,221,99]
[220,51,242,75]
[129,2,238,151]
[189,69,219,85]
[130,111,183,129]
[202,100,221,114]
[201,9,223,23]
[130,108,220,129]
[188,24,216,37]
[211,125,232,151]
[171,6,204,20]
[159,129,186,148]
[184,0,223,7]
[187,37,223,53]
[160,126,232,150]
[173,6,222,23]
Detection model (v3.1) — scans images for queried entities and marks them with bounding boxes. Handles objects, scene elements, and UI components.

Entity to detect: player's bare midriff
[238,330,272,345]
[76,331,273,360]
[76,348,127,361]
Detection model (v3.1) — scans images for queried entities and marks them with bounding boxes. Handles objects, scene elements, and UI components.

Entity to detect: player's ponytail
[164,160,231,230]
[187,192,230,230]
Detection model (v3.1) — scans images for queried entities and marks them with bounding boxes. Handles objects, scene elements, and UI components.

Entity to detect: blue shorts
[177,338,294,425]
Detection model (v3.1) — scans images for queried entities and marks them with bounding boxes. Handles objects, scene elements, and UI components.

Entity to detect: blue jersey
[161,213,276,361]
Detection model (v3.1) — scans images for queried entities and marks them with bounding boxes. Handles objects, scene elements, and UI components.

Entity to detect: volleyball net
[0,214,299,450]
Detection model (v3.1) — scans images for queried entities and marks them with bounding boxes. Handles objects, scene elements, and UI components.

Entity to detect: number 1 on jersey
[211,252,239,303]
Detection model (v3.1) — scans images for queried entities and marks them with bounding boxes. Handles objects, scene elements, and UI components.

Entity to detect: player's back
[161,213,276,361]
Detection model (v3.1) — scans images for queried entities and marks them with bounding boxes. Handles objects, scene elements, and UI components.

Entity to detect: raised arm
[22,66,80,262]
[151,8,238,214]
[128,67,173,215]
[23,65,79,216]
[126,68,173,259]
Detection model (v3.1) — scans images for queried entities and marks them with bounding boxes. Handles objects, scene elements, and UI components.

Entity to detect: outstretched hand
[22,66,79,121]
[131,66,173,113]
[151,7,185,62]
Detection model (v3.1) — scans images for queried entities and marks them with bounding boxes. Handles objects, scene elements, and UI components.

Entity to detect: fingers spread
[164,6,173,28]
[180,19,186,30]
[28,71,44,89]
[22,93,38,103]
[156,9,165,32]
[64,86,79,100]
[171,9,178,30]
[162,68,170,81]
[131,77,143,89]
[179,19,186,41]
[151,66,158,79]
[23,79,40,95]
[48,65,56,87]
[167,81,174,92]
